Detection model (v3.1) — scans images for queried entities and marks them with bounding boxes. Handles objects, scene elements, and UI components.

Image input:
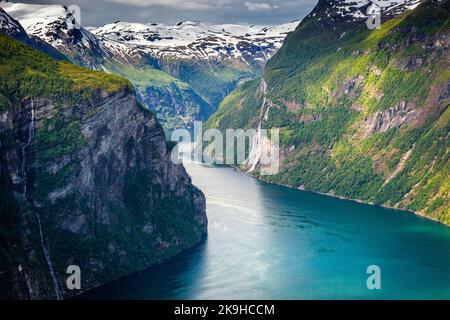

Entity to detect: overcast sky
[13,0,318,26]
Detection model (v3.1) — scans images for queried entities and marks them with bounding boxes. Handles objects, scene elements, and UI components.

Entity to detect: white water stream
[246,79,269,173]
[21,99,62,299]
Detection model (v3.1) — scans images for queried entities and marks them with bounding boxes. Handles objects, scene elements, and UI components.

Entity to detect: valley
[1,1,297,128]
[205,0,450,225]
[78,154,450,299]
[0,0,449,300]
[0,33,207,299]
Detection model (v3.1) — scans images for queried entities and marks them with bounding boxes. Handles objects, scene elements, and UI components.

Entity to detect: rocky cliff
[1,2,297,129]
[0,34,207,299]
[0,2,214,129]
[206,0,449,224]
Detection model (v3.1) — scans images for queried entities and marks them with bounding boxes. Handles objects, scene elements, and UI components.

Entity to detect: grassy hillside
[206,0,450,224]
[104,61,214,128]
[161,60,256,108]
[0,34,131,106]
[0,34,207,298]
[0,31,214,129]
[0,34,132,298]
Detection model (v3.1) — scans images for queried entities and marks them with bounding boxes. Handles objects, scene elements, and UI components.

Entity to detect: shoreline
[181,143,448,228]
[229,165,449,228]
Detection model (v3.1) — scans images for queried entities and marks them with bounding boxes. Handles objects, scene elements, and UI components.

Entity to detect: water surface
[80,162,450,299]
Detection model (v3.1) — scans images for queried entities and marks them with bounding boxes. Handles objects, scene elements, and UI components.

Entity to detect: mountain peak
[309,0,424,22]
[176,20,202,26]
[91,19,299,64]
[0,6,22,35]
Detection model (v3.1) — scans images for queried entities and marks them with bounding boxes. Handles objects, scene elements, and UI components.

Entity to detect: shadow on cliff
[73,236,209,300]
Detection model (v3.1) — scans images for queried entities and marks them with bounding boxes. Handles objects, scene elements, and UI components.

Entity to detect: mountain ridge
[206,0,450,224]
[91,19,298,66]
[1,1,297,128]
[0,33,207,299]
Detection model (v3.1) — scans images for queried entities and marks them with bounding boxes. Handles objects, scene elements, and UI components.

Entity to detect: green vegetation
[0,34,131,108]
[33,160,81,203]
[0,93,10,112]
[162,60,255,108]
[205,79,263,130]
[123,168,201,242]
[208,0,450,223]
[104,60,214,129]
[0,33,207,297]
[105,61,189,90]
[60,62,131,95]
[36,114,87,165]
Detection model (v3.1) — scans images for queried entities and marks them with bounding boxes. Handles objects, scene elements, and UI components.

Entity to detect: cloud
[17,0,317,26]
[104,0,215,10]
[244,2,279,12]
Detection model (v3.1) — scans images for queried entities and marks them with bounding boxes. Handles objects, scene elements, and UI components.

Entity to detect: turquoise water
[80,162,450,299]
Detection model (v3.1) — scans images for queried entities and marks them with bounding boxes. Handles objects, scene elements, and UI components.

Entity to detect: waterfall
[21,99,35,195]
[21,267,34,299]
[246,80,268,173]
[21,99,62,300]
[34,211,62,300]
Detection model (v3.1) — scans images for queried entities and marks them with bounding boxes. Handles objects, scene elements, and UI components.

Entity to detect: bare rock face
[362,101,419,137]
[0,87,207,299]
[334,75,364,99]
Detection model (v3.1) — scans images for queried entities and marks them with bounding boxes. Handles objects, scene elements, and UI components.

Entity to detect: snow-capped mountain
[0,6,21,35]
[0,1,127,68]
[1,1,298,67]
[291,0,426,41]
[0,1,299,128]
[308,0,424,23]
[0,5,65,60]
[333,0,423,19]
[1,0,425,129]
[92,20,299,65]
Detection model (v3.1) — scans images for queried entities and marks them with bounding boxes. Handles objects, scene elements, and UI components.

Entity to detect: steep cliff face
[0,34,207,299]
[1,2,297,129]
[103,62,214,128]
[206,0,449,224]
[159,60,255,110]
[141,82,214,128]
[0,3,213,129]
